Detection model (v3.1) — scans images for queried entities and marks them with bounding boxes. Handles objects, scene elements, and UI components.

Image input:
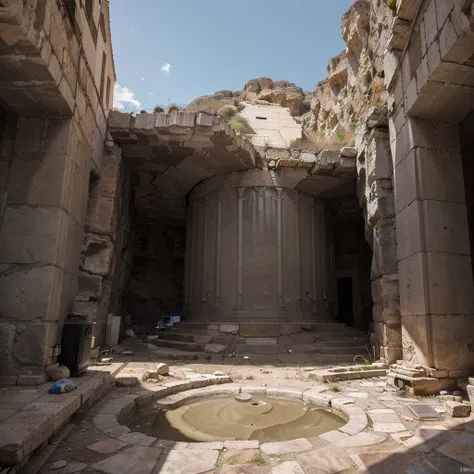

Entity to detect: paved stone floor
[19,341,474,474]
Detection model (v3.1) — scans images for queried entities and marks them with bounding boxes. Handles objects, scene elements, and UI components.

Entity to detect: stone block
[204,344,225,353]
[261,438,312,455]
[14,118,46,153]
[134,113,156,130]
[426,253,474,315]
[395,201,422,260]
[240,324,281,337]
[158,448,218,474]
[98,163,119,199]
[87,438,128,454]
[401,315,431,366]
[219,324,239,334]
[85,197,115,236]
[431,315,474,370]
[17,374,48,385]
[394,148,465,213]
[76,273,103,301]
[444,401,471,417]
[81,234,113,276]
[0,206,65,266]
[13,322,49,366]
[117,431,157,447]
[92,446,163,474]
[196,113,214,127]
[0,265,62,322]
[108,111,132,130]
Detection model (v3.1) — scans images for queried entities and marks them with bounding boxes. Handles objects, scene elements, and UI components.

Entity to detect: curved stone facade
[184,171,335,322]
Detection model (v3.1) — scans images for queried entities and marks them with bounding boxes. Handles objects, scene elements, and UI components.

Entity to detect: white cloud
[113,84,141,111]
[141,77,145,81]
[148,92,155,96]
[161,62,171,74]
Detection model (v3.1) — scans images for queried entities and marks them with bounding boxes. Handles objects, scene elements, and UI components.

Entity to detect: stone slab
[159,448,219,474]
[437,433,474,467]
[245,338,277,345]
[444,401,471,417]
[118,431,157,447]
[260,438,312,455]
[61,462,88,474]
[221,465,269,474]
[224,440,260,450]
[297,447,353,473]
[92,446,162,474]
[239,324,281,337]
[271,461,305,474]
[87,438,128,454]
[373,423,407,433]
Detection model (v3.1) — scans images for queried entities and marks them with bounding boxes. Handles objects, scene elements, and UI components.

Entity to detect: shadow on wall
[125,223,185,333]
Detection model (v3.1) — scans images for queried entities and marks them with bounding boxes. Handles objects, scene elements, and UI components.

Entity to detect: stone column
[393,116,474,376]
[365,128,402,364]
[0,118,89,384]
[184,170,332,322]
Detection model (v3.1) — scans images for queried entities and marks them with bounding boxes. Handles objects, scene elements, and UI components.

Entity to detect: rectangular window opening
[256,116,267,120]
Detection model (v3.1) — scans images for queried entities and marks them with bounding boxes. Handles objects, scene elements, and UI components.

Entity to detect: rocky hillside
[186,0,392,150]
[301,0,391,141]
[185,77,310,117]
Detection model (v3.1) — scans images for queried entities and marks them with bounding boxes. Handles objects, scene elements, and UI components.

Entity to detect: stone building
[1,0,474,394]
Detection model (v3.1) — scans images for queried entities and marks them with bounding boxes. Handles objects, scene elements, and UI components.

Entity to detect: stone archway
[108,110,363,329]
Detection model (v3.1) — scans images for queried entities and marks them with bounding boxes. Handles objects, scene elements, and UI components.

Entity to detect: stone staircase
[146,321,372,363]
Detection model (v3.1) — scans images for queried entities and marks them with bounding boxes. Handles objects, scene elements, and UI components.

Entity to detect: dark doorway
[337,277,353,326]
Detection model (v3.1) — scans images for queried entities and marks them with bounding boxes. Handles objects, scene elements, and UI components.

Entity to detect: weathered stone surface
[220,324,239,334]
[13,323,48,366]
[118,431,157,447]
[87,438,128,454]
[204,344,225,354]
[260,438,312,455]
[159,448,219,474]
[444,401,471,418]
[49,460,68,470]
[298,447,353,473]
[271,461,305,474]
[116,377,138,387]
[92,446,162,474]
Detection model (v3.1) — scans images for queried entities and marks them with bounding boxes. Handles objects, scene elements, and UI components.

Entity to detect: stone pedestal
[184,170,335,322]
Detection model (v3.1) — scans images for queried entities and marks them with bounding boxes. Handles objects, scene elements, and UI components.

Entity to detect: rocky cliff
[300,0,391,142]
[185,77,309,117]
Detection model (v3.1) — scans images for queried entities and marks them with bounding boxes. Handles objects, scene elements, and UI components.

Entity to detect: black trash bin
[60,320,93,377]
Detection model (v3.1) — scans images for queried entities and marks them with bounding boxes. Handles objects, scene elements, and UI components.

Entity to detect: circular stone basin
[124,395,345,443]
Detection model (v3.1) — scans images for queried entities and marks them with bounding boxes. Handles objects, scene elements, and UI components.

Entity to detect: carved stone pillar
[184,170,334,322]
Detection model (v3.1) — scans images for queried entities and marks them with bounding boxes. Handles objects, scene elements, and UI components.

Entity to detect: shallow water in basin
[124,395,345,442]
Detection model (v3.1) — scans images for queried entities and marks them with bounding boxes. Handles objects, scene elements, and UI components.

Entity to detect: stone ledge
[0,362,124,468]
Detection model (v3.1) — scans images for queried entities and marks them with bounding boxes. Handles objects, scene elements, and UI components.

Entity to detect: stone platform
[147,321,372,363]
[0,363,124,468]
[20,343,474,474]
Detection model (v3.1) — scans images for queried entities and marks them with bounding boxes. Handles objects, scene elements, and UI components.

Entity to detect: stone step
[147,338,206,352]
[173,321,362,334]
[154,331,212,344]
[313,339,370,348]
[235,344,288,355]
[306,345,369,355]
[147,345,201,360]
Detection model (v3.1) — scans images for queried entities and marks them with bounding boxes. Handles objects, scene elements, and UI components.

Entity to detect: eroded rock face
[301,0,391,139]
[185,77,308,116]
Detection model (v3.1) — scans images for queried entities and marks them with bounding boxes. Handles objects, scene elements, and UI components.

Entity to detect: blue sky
[110,1,354,112]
